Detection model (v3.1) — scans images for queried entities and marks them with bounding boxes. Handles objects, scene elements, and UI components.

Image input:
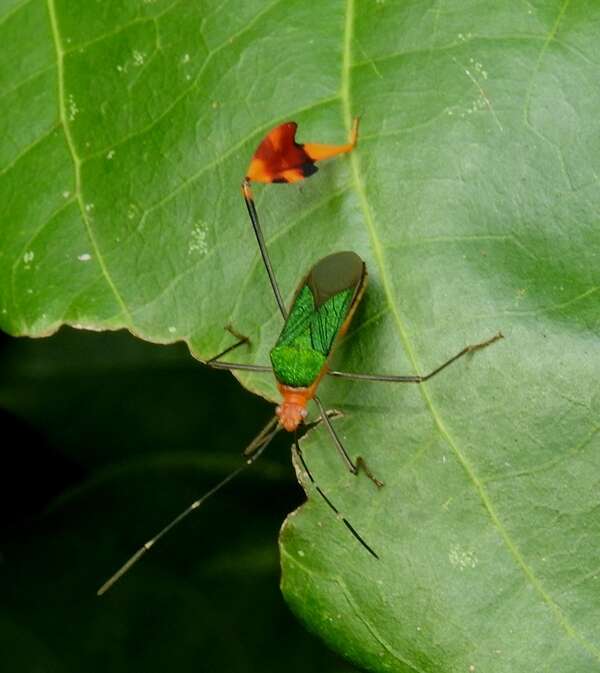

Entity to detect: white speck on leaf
[23,251,34,264]
[68,94,79,121]
[85,203,94,212]
[62,190,71,198]
[106,150,115,160]
[189,222,209,256]
[133,50,145,66]
[449,544,478,570]
[78,253,92,261]
[168,326,177,334]
[298,550,305,557]
[182,53,190,63]
[127,203,138,220]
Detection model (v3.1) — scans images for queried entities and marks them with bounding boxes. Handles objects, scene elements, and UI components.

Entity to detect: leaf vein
[10,197,77,330]
[62,0,182,56]
[0,123,59,177]
[280,546,427,673]
[0,0,33,28]
[81,0,286,163]
[523,0,572,126]
[46,0,132,326]
[0,63,56,100]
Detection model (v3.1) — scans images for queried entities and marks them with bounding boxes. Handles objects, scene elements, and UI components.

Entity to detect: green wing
[310,287,354,354]
[275,285,316,349]
[270,285,354,388]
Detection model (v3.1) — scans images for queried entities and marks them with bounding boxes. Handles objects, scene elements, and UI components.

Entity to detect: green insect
[98,124,502,595]
[98,247,501,595]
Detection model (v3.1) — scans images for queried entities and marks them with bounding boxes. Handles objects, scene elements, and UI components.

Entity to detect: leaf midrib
[340,0,599,661]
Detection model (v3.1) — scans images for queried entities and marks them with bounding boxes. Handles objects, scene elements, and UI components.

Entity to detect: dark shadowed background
[0,327,360,673]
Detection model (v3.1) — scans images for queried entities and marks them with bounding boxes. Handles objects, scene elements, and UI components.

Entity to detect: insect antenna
[292,433,379,560]
[241,180,288,320]
[244,415,279,456]
[97,415,281,596]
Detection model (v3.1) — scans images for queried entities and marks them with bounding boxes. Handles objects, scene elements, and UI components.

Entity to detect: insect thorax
[270,344,326,388]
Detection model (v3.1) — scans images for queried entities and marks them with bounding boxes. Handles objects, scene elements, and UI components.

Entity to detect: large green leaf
[2,1,600,672]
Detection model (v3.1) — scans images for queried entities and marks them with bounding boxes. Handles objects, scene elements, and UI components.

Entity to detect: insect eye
[301,409,308,418]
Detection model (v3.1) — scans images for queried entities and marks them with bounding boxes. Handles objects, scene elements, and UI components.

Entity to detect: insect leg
[205,327,272,374]
[208,361,272,373]
[355,457,384,488]
[241,180,288,320]
[302,117,360,161]
[313,395,383,488]
[206,333,250,364]
[304,409,341,432]
[328,332,503,383]
[292,434,378,559]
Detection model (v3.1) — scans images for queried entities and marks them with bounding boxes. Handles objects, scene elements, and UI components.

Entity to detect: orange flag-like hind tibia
[245,117,360,184]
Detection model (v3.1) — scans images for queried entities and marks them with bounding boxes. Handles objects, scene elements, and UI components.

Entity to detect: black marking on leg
[293,435,379,560]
